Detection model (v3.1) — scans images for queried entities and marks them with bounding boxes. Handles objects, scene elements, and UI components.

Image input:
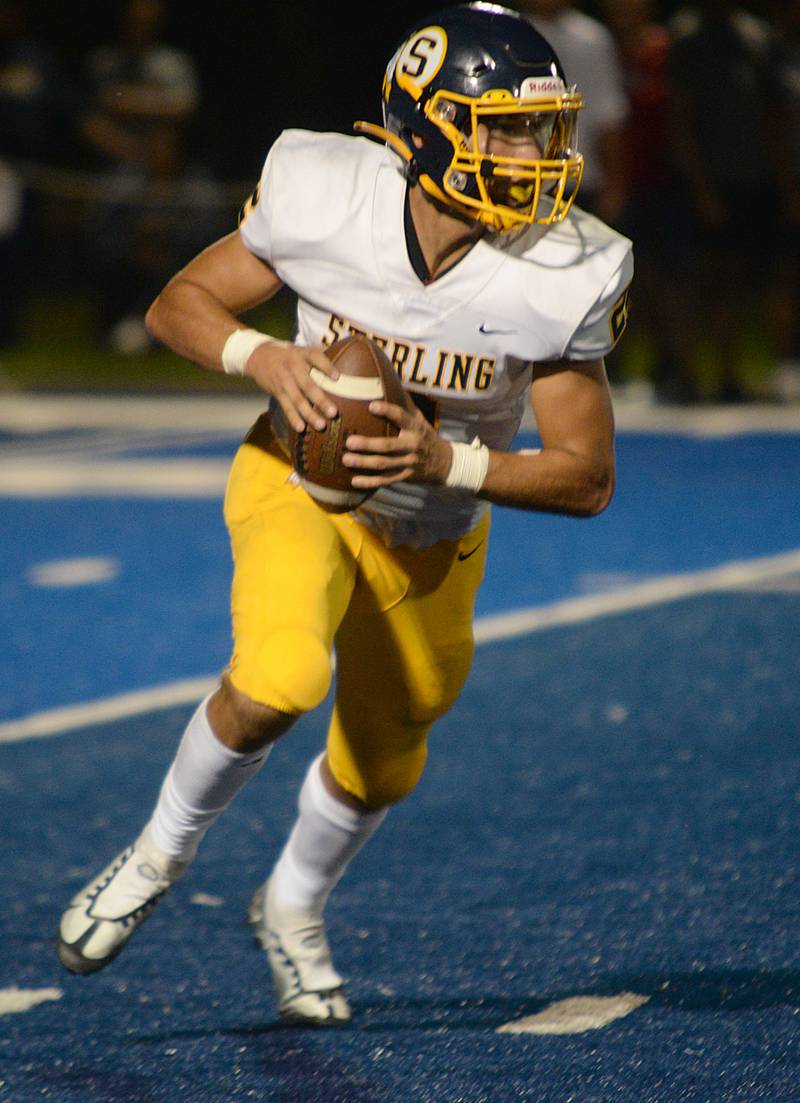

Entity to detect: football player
[57,2,632,1026]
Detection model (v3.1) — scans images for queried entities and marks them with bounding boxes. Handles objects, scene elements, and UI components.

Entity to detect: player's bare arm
[344,358,614,517]
[145,231,339,432]
[481,358,615,516]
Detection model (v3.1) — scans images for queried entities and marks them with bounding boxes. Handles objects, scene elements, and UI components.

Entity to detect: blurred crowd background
[1,0,799,403]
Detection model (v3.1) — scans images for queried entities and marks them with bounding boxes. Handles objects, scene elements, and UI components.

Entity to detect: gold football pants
[223,416,489,808]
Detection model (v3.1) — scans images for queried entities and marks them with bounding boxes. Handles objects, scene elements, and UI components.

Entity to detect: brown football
[289,335,411,512]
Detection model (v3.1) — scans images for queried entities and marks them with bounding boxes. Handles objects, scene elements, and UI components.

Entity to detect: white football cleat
[57,828,189,975]
[247,877,352,1026]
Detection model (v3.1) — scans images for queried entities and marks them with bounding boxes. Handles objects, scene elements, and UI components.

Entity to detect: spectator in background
[79,0,206,350]
[0,0,80,161]
[88,125,230,354]
[0,159,24,350]
[515,0,629,226]
[667,0,777,402]
[602,0,699,402]
[0,0,82,347]
[768,0,800,402]
[81,0,199,172]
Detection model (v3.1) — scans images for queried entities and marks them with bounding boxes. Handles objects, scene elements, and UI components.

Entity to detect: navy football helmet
[355,2,583,233]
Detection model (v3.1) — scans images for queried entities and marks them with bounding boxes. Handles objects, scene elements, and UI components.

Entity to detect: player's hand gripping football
[342,401,453,488]
[247,343,340,433]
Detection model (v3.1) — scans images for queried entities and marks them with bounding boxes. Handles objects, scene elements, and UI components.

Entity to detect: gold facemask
[357,86,583,233]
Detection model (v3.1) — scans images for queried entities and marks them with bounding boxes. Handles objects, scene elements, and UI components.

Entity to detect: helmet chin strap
[353,120,422,183]
[418,172,520,234]
[353,120,517,233]
[417,174,484,226]
[353,121,414,164]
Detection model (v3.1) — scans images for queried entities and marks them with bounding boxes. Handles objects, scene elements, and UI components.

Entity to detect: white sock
[270,753,388,916]
[148,694,271,861]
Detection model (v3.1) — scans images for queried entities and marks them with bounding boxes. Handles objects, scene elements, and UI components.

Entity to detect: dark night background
[28,0,696,181]
[9,0,791,403]
[29,1,455,179]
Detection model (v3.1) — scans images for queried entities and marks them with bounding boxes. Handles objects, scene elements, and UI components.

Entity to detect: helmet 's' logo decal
[395,27,447,100]
[520,75,567,99]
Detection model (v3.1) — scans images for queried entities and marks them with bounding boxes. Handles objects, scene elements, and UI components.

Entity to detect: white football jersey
[240,130,633,548]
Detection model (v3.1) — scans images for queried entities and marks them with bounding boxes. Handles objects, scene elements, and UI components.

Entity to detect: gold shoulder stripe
[609,286,631,344]
[237,179,262,227]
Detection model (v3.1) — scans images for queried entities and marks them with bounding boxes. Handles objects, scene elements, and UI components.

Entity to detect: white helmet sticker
[520,75,567,99]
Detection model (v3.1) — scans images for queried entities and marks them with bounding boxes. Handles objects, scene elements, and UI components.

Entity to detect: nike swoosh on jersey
[479,323,517,335]
[457,539,486,561]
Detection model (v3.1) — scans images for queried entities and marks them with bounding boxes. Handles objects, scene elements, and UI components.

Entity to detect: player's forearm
[146,233,285,373]
[478,446,614,517]
[145,278,245,373]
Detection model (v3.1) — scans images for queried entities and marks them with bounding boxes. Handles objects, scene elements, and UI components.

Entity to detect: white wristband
[221,328,280,376]
[445,436,490,493]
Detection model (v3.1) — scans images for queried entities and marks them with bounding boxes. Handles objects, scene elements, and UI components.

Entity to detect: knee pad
[406,645,474,726]
[328,737,428,809]
[365,749,428,807]
[236,628,333,714]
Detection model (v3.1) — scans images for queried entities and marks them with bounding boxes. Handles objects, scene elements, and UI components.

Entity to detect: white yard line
[1,393,799,438]
[497,993,650,1035]
[0,395,265,433]
[0,458,231,496]
[473,549,800,644]
[1,395,798,497]
[2,549,799,745]
[604,400,800,437]
[0,987,63,1015]
[0,677,217,744]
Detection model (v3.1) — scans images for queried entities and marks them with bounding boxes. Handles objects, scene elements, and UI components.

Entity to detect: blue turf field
[2,429,800,723]
[2,409,800,1101]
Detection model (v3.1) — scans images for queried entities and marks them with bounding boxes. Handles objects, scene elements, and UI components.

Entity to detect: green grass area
[610,310,779,402]
[0,292,298,393]
[0,289,780,400]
